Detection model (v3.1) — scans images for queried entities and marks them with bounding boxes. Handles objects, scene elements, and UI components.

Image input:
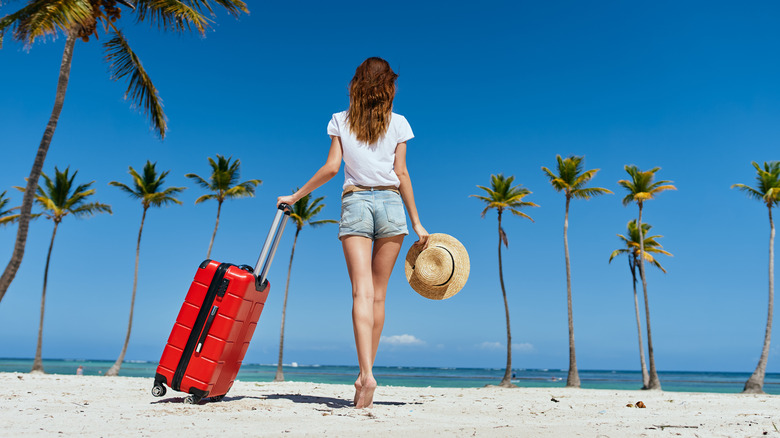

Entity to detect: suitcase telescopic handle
[254,203,292,291]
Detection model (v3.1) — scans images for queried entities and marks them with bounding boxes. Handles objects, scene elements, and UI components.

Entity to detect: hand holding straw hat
[405,233,470,300]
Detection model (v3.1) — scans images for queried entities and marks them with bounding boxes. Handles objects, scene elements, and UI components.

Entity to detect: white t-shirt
[327,111,414,189]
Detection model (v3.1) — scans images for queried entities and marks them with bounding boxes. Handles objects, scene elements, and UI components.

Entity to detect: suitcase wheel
[210,395,226,402]
[151,384,166,397]
[184,395,202,404]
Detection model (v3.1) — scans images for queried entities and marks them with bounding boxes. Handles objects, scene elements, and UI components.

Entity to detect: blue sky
[1,1,778,374]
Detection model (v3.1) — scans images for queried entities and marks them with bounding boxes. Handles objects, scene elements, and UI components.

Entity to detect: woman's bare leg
[343,234,404,408]
[342,235,376,408]
[370,235,404,362]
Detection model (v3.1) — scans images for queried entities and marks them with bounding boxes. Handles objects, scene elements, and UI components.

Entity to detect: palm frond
[185,173,212,190]
[207,0,248,17]
[309,219,338,228]
[146,190,184,207]
[224,183,257,198]
[104,29,167,138]
[649,183,676,194]
[109,181,141,199]
[572,187,613,200]
[0,214,19,226]
[571,168,598,188]
[194,193,217,204]
[1,0,93,48]
[508,208,534,222]
[649,257,668,273]
[469,194,494,204]
[71,201,112,217]
[133,0,212,34]
[608,248,629,263]
[540,166,565,191]
[306,203,326,219]
[473,185,498,199]
[0,211,43,225]
[0,190,12,218]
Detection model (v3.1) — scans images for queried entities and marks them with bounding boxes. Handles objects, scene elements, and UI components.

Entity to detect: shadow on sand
[151,395,265,405]
[262,393,420,409]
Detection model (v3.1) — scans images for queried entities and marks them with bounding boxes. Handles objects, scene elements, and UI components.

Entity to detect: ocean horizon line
[1,357,778,378]
[3,358,779,394]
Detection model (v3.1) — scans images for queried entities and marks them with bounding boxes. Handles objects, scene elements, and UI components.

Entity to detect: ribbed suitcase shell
[153,260,270,402]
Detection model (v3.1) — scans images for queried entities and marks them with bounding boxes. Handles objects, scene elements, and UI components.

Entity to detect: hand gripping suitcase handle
[254,203,291,291]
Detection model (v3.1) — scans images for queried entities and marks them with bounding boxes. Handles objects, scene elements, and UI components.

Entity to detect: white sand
[2,372,779,437]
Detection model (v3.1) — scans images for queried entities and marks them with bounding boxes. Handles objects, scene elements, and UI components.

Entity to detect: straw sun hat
[405,233,470,300]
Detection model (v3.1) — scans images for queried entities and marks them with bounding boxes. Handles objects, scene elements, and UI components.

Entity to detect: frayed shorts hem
[338,230,409,241]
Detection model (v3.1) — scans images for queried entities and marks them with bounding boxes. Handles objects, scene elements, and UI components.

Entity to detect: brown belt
[342,184,400,197]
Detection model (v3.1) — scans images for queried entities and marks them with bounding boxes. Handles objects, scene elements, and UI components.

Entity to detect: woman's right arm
[277,136,343,207]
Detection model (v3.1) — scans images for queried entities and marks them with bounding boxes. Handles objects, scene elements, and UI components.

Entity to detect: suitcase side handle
[254,203,292,291]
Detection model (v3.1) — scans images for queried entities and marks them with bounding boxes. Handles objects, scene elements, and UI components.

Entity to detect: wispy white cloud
[381,334,426,346]
[478,341,535,352]
[513,342,535,352]
[479,341,503,350]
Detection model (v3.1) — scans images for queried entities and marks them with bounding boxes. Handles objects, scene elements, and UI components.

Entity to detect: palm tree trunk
[497,211,515,387]
[206,201,222,259]
[31,222,59,373]
[630,257,650,388]
[637,203,661,390]
[106,207,147,376]
[564,197,580,387]
[275,227,300,382]
[0,33,77,304]
[743,206,775,393]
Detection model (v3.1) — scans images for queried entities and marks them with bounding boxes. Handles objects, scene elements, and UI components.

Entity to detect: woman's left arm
[395,142,429,247]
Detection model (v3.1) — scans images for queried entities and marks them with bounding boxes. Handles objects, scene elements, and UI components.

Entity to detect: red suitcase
[152,204,291,404]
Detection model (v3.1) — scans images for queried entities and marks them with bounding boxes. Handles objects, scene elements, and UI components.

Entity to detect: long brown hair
[346,57,398,144]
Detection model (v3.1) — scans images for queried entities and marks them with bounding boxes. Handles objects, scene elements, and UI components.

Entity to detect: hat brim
[405,233,470,300]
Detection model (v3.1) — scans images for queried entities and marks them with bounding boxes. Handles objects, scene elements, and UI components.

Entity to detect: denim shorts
[338,190,409,240]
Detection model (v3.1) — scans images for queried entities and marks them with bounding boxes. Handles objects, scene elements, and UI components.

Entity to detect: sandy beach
[2,372,779,437]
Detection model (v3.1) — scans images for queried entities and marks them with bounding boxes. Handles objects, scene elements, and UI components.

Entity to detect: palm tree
[8,167,111,373]
[274,191,337,382]
[618,165,676,390]
[0,0,249,304]
[541,155,612,388]
[185,155,262,259]
[609,220,672,389]
[732,161,780,394]
[106,161,185,376]
[471,174,538,387]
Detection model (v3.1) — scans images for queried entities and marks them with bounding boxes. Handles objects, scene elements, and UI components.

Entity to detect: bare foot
[353,375,361,406]
[356,375,377,409]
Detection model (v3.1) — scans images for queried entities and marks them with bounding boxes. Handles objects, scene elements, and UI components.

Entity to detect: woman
[277,57,428,408]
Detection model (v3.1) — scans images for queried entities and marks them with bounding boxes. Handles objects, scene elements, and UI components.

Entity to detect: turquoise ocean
[2,358,778,395]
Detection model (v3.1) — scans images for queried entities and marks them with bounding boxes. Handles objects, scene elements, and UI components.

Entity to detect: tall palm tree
[618,165,676,390]
[185,155,262,259]
[106,161,185,376]
[732,161,780,394]
[541,155,612,388]
[274,191,336,382]
[471,174,538,387]
[8,167,111,373]
[0,0,249,304]
[609,220,672,389]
